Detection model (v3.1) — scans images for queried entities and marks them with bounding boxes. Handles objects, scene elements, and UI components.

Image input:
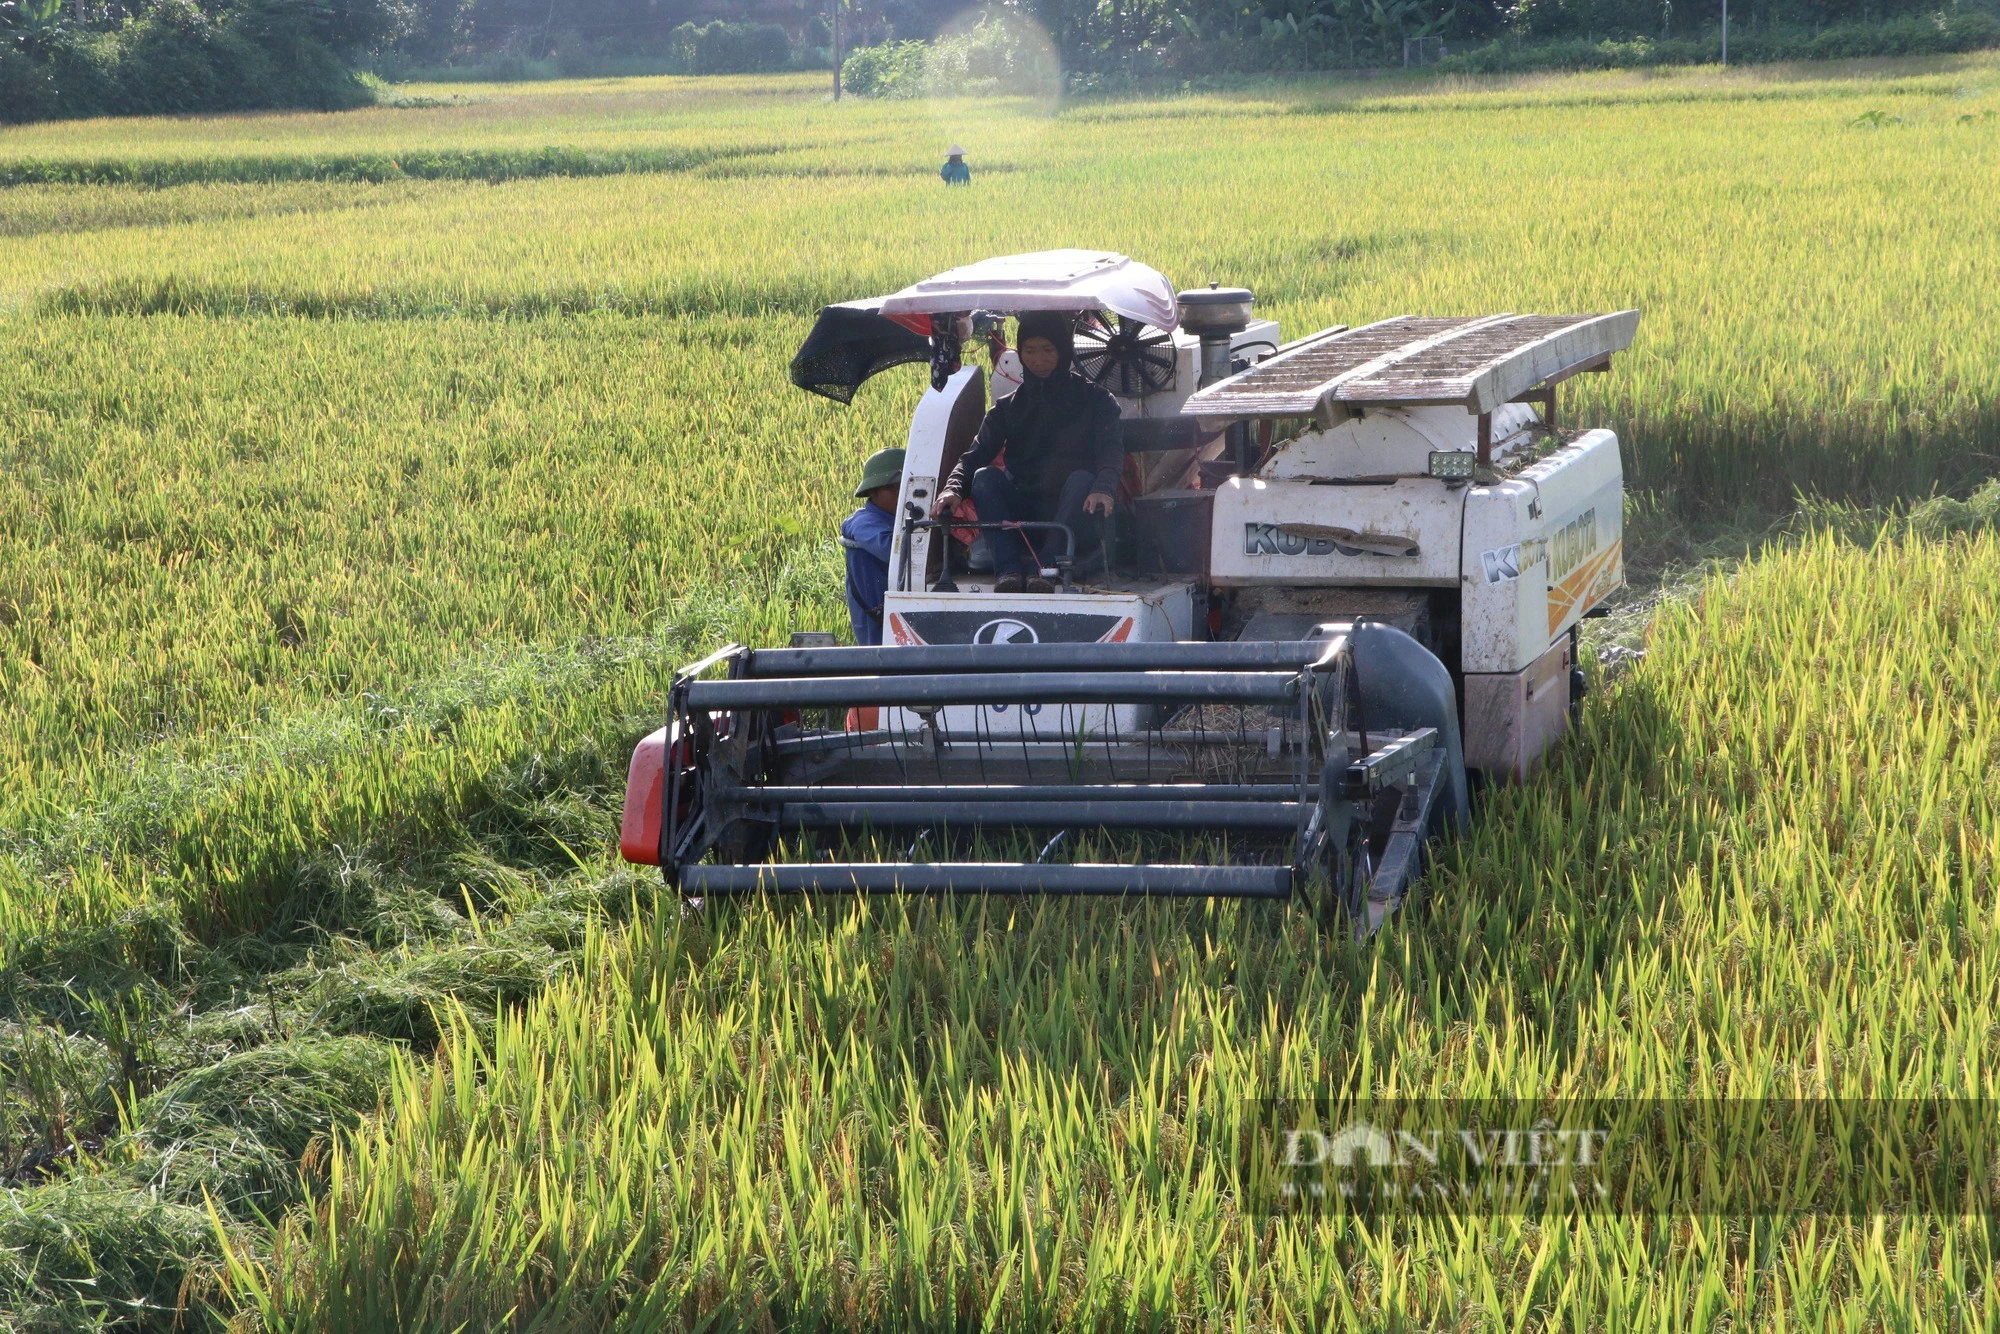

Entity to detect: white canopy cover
[878,250,1179,331]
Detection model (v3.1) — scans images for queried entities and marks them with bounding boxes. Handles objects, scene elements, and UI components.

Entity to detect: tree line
[416,0,1997,72]
[4,0,1995,122]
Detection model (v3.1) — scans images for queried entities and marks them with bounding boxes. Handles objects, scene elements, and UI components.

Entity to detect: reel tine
[1027,700,1042,756]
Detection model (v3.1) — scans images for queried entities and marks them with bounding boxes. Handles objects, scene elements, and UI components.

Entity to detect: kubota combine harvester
[621,251,1637,933]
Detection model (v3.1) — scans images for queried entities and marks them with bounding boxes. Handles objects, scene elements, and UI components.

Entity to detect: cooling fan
[1072,312,1179,397]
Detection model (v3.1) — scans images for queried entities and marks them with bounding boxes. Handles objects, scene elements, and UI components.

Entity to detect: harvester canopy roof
[790,250,1181,403]
[878,250,1179,329]
[1183,311,1641,421]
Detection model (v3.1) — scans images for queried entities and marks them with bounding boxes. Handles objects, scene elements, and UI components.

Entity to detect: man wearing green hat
[840,447,904,645]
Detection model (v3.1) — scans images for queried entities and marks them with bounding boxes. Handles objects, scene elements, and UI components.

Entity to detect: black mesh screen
[788,301,933,404]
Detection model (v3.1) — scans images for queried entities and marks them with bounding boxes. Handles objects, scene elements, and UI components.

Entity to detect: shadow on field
[2,714,670,1328]
[1617,390,2000,510]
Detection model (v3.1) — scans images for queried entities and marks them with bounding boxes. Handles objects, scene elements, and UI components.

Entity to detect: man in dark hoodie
[931,311,1121,593]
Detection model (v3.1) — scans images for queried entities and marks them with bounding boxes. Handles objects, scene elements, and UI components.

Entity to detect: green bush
[1438,35,1704,73]
[1806,15,1945,56]
[39,30,117,116]
[665,20,793,75]
[841,18,1061,98]
[0,39,57,121]
[837,38,927,96]
[406,45,559,81]
[225,0,374,110]
[1943,9,2000,47]
[292,0,412,54]
[0,0,375,123]
[106,0,253,114]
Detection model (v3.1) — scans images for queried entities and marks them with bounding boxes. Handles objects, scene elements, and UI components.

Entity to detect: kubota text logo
[1244,523,1342,557]
[1549,508,1599,582]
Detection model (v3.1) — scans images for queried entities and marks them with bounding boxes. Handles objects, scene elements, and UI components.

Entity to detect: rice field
[2,56,1998,1331]
[227,531,2000,1330]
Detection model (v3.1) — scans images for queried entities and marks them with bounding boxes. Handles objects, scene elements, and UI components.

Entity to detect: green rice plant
[2,59,1997,496]
[0,1175,225,1332]
[214,530,1999,1329]
[123,1035,399,1214]
[0,180,451,238]
[0,143,779,188]
[0,1020,119,1180]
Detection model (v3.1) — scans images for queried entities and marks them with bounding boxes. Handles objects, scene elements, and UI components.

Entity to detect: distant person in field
[841,447,903,645]
[932,312,1120,594]
[939,146,970,186]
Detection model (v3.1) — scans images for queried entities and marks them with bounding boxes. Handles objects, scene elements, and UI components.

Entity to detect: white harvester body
[869,259,1637,782]
[1204,399,1626,777]
[617,252,1639,926]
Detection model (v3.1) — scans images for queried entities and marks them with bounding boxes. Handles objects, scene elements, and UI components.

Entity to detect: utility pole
[832,0,842,100]
[1720,0,1728,64]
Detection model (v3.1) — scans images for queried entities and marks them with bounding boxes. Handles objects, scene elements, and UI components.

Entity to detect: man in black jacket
[931,311,1120,594]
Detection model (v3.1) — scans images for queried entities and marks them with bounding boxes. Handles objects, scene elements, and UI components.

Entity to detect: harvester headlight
[1428,450,1476,480]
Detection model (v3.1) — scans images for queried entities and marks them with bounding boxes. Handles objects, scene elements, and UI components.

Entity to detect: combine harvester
[622,251,1637,933]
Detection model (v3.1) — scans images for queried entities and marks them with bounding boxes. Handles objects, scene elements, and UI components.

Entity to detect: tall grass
[2,61,1996,948]
[223,530,2000,1328]
[2,62,1999,1328]
[0,144,776,188]
[2,60,1996,497]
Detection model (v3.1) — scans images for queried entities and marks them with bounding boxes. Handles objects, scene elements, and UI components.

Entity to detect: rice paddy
[2,56,1998,1330]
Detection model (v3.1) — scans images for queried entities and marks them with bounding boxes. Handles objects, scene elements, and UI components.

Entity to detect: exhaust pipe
[1177,282,1255,387]
[1177,282,1257,471]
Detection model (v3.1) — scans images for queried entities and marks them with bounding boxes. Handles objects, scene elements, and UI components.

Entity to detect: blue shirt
[840,502,895,645]
[940,159,970,185]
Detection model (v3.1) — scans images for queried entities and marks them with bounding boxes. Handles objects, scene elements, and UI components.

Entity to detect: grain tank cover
[1183,311,1640,422]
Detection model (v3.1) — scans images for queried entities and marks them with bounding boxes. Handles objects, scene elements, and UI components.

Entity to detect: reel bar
[740,637,1348,678]
[779,799,1309,831]
[650,635,1398,916]
[687,670,1302,710]
[681,863,1294,898]
[774,733,1311,760]
[727,783,1305,804]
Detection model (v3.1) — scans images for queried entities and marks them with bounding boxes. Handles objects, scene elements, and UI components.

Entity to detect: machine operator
[930,312,1120,593]
[840,447,904,645]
